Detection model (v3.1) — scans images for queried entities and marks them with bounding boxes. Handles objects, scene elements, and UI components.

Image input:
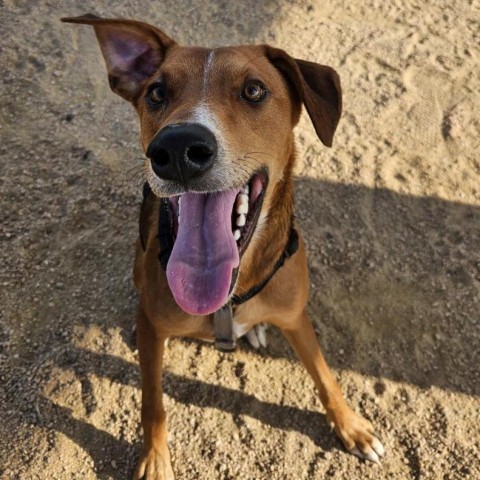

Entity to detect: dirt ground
[1,1,479,479]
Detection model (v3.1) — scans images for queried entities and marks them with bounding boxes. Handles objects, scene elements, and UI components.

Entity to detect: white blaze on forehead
[190,104,219,136]
[203,49,216,95]
[189,49,229,161]
[188,49,219,135]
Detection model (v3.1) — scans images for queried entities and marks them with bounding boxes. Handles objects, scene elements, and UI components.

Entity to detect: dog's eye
[242,81,267,103]
[147,83,166,105]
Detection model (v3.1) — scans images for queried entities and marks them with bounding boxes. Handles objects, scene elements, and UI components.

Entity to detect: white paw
[350,436,385,463]
[330,409,385,464]
[245,324,268,349]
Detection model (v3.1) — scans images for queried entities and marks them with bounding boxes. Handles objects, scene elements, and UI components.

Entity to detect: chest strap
[231,227,298,307]
[139,184,175,269]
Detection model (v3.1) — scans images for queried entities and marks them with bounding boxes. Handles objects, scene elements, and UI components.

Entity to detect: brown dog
[62,14,385,479]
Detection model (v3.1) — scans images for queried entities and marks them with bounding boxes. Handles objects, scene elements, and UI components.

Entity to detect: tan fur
[63,14,384,479]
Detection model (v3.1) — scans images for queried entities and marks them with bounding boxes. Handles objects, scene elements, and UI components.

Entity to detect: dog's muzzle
[146,123,217,184]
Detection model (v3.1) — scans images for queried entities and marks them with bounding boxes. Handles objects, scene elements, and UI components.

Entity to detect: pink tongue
[166,190,240,315]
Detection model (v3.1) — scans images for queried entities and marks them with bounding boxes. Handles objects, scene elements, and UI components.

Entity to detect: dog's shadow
[154,177,480,397]
[31,176,480,479]
[38,346,337,479]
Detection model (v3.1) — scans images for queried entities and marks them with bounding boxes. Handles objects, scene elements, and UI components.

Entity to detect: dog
[62,14,385,479]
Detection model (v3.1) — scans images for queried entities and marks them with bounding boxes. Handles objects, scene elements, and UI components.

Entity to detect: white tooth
[236,195,249,214]
[242,184,249,194]
[237,204,248,215]
[233,229,241,241]
[178,196,182,216]
[236,214,246,227]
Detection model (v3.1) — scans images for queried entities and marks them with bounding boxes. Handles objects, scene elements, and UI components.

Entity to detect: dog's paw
[134,449,175,480]
[329,409,385,463]
[245,323,268,349]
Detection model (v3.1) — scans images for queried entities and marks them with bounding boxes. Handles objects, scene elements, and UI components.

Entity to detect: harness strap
[139,182,152,251]
[230,227,299,306]
[157,198,174,269]
[138,185,175,268]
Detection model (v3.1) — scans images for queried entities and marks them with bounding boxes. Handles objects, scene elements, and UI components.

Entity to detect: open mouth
[164,170,268,316]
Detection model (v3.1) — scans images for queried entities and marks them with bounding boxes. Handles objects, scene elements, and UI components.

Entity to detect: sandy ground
[1,0,480,479]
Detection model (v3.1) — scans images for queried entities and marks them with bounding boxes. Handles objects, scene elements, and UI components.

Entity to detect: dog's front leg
[134,307,174,480]
[281,311,385,462]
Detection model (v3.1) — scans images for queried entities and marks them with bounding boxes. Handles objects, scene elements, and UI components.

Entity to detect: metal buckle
[213,303,236,352]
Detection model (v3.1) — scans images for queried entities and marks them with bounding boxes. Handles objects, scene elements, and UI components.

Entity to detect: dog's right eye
[147,83,166,105]
[242,80,268,103]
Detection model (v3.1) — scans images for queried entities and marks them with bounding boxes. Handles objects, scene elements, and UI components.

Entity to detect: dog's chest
[232,318,249,339]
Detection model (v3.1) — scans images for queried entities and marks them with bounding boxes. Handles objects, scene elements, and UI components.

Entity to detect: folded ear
[62,14,176,102]
[265,46,342,147]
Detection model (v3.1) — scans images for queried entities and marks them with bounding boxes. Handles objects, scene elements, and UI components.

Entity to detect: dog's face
[139,45,301,196]
[63,15,342,315]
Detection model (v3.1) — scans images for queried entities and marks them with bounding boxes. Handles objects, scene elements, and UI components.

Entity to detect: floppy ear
[62,14,176,102]
[265,46,342,147]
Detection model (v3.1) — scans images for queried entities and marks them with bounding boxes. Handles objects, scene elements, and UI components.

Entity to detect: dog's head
[63,15,342,315]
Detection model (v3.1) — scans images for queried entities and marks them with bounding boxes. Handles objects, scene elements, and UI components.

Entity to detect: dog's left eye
[147,83,166,105]
[242,81,267,103]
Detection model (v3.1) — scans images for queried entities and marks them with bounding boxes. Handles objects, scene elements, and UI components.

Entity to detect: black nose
[146,123,217,183]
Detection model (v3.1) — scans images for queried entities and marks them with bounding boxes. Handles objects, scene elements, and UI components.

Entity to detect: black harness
[140,183,299,351]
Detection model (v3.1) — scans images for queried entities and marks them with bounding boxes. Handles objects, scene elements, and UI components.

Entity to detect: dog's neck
[234,151,296,298]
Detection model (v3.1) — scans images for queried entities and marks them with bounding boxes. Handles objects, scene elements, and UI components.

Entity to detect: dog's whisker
[129,173,147,184]
[234,158,256,171]
[238,53,268,72]
[242,156,263,167]
[240,157,263,169]
[128,170,149,189]
[234,161,255,173]
[241,154,262,162]
[126,164,145,174]
[233,164,256,182]
[129,170,147,182]
[243,150,276,159]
